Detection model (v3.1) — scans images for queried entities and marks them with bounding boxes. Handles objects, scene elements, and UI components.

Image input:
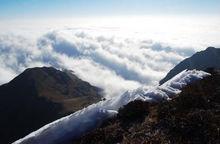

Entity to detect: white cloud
[0,66,17,84]
[0,16,219,98]
[0,30,192,98]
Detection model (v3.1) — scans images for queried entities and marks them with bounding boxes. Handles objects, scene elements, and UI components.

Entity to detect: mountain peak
[0,67,102,144]
[160,47,220,84]
[11,66,69,85]
[9,66,102,100]
[74,69,220,144]
[206,46,216,50]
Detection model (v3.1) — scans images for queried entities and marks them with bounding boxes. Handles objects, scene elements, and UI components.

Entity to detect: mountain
[74,68,220,144]
[11,47,220,144]
[0,67,102,144]
[160,47,220,84]
[13,70,209,144]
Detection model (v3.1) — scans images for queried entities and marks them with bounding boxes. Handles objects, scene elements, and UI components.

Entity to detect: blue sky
[0,0,220,19]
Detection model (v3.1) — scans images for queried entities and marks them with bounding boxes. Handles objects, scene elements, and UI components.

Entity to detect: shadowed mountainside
[74,68,220,144]
[160,47,220,84]
[0,67,102,144]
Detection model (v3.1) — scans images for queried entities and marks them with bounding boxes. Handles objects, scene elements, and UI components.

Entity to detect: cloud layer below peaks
[0,29,195,98]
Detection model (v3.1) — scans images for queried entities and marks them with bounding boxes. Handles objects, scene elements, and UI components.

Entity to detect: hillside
[0,67,102,144]
[160,47,220,84]
[74,68,220,144]
[13,69,210,144]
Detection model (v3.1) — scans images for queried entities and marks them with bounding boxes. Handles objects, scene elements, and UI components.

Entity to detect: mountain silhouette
[0,67,102,144]
[74,68,220,144]
[160,47,220,84]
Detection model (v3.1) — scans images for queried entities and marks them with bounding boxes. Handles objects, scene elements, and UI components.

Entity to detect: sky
[0,0,220,19]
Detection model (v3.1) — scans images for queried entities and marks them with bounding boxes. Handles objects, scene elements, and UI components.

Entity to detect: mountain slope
[0,67,102,144]
[160,47,220,84]
[74,68,220,144]
[13,70,209,144]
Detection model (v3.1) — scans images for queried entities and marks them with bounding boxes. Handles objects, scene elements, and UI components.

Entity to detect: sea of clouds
[0,16,220,98]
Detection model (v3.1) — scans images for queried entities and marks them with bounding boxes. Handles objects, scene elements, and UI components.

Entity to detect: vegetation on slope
[74,68,220,144]
[0,67,102,144]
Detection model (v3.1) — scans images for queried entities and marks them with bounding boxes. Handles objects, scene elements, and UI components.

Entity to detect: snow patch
[13,69,210,144]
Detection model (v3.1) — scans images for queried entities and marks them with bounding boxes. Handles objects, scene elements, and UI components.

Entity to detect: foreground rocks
[74,69,220,144]
[0,67,102,144]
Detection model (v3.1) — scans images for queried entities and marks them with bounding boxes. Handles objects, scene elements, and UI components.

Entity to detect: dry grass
[74,69,220,144]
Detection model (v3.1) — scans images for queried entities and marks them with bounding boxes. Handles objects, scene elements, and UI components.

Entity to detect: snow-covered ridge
[13,69,210,144]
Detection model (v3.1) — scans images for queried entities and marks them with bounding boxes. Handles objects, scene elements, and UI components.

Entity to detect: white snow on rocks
[13,69,210,144]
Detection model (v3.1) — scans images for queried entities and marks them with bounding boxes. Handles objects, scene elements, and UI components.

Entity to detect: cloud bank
[0,29,196,98]
[2,15,220,98]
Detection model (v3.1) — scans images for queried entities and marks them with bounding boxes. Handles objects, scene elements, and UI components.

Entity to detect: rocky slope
[160,47,220,84]
[0,67,102,144]
[13,69,209,144]
[74,68,220,144]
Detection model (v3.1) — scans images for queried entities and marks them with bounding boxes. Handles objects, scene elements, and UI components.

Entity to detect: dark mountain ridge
[3,47,220,144]
[0,67,102,144]
[160,47,220,84]
[73,47,220,144]
[74,68,220,144]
